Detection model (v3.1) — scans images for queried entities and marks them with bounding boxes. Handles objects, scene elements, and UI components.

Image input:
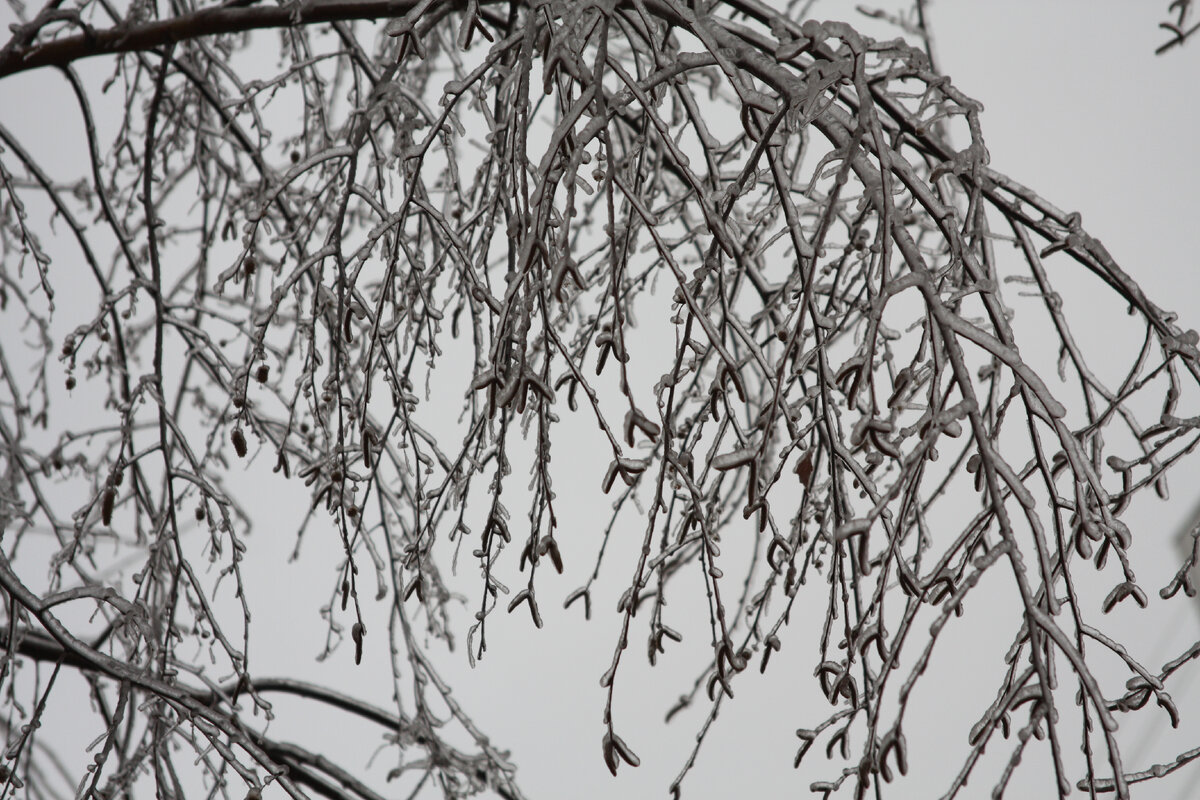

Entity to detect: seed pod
[1102,581,1148,613]
[623,408,661,446]
[785,563,798,596]
[362,427,375,470]
[351,622,365,665]
[610,732,640,768]
[601,460,619,493]
[602,735,618,776]
[546,539,563,573]
[795,451,814,486]
[506,589,543,628]
[601,731,640,776]
[486,513,510,543]
[101,488,115,526]
[713,446,755,472]
[232,428,247,458]
[564,587,591,619]
[255,364,269,383]
[760,634,782,673]
[768,535,792,573]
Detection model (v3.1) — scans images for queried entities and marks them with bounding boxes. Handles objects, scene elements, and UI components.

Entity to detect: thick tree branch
[0,0,429,78]
[3,626,407,730]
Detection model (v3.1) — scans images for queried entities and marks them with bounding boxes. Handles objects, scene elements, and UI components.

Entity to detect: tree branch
[0,0,432,78]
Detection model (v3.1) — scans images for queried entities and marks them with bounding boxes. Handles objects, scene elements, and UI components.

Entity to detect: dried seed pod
[232,428,247,458]
[768,535,792,573]
[794,729,817,768]
[564,587,591,619]
[1102,580,1148,613]
[545,539,563,573]
[623,408,661,446]
[760,634,782,673]
[351,622,365,665]
[101,487,115,526]
[362,427,375,470]
[601,731,640,776]
[795,450,814,486]
[610,732,640,768]
[713,446,755,471]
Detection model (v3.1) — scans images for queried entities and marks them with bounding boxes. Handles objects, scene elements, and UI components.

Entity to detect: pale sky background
[2,2,1200,799]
